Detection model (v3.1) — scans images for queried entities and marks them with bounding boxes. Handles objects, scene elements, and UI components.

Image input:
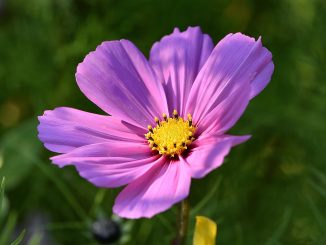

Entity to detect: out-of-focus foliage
[0,0,325,244]
[0,178,26,244]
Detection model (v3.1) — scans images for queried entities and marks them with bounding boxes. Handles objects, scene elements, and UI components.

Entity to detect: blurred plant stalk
[174,198,190,245]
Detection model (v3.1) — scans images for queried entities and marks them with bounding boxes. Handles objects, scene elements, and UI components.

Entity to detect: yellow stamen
[173,109,178,118]
[188,113,193,126]
[154,117,160,124]
[145,110,196,157]
[147,125,153,133]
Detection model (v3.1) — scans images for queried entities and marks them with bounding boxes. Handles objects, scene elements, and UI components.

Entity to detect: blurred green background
[0,0,325,244]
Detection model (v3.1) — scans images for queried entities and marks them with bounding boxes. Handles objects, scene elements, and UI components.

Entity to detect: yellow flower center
[145,109,196,157]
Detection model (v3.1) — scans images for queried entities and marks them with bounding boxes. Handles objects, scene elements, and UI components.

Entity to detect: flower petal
[250,61,274,99]
[196,78,250,135]
[193,216,217,245]
[51,142,158,188]
[76,40,168,128]
[38,107,146,154]
[186,134,251,179]
[186,33,273,124]
[113,157,191,218]
[150,26,214,116]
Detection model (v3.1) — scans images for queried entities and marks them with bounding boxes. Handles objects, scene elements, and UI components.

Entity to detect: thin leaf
[308,179,326,198]
[156,214,173,233]
[310,167,326,185]
[10,229,26,245]
[306,194,326,229]
[0,212,17,245]
[89,189,106,216]
[191,177,222,215]
[36,162,89,221]
[0,177,4,213]
[27,230,43,245]
[0,121,38,189]
[265,208,292,245]
[2,121,88,221]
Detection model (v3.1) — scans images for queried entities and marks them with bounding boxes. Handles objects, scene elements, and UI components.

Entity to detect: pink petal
[185,134,251,179]
[196,79,250,135]
[76,40,168,128]
[51,142,158,188]
[250,61,274,99]
[149,26,214,116]
[186,33,273,125]
[113,157,191,218]
[38,107,146,153]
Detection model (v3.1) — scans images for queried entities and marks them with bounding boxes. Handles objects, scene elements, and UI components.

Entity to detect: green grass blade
[191,177,222,215]
[27,230,43,245]
[10,229,26,245]
[265,208,292,245]
[17,149,89,221]
[0,177,4,213]
[308,179,326,198]
[310,167,326,185]
[0,212,18,245]
[156,214,173,233]
[306,194,326,230]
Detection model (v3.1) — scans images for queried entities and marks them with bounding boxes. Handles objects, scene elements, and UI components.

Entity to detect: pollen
[145,110,196,157]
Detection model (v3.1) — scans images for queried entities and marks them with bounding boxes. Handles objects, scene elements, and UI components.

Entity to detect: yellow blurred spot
[193,216,217,245]
[223,0,252,30]
[280,162,305,175]
[0,101,21,127]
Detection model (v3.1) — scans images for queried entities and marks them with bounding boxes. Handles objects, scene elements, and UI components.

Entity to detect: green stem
[175,198,190,245]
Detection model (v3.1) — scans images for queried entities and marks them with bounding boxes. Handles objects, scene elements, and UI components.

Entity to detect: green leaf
[310,167,326,186]
[308,179,326,199]
[0,121,40,189]
[10,229,26,245]
[0,212,17,245]
[306,194,326,230]
[0,177,5,214]
[265,208,292,245]
[191,177,222,215]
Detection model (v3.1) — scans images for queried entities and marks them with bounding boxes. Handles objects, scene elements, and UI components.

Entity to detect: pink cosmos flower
[38,27,274,219]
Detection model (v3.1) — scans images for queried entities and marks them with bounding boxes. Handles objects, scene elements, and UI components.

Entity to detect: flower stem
[175,198,190,245]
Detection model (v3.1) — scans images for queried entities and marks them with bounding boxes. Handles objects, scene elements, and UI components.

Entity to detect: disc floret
[145,110,196,157]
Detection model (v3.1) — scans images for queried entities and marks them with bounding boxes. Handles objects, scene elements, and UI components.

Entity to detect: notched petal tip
[76,39,123,74]
[230,32,256,41]
[173,27,181,33]
[185,30,274,123]
[49,155,68,168]
[226,32,268,51]
[150,26,214,115]
[185,25,202,32]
